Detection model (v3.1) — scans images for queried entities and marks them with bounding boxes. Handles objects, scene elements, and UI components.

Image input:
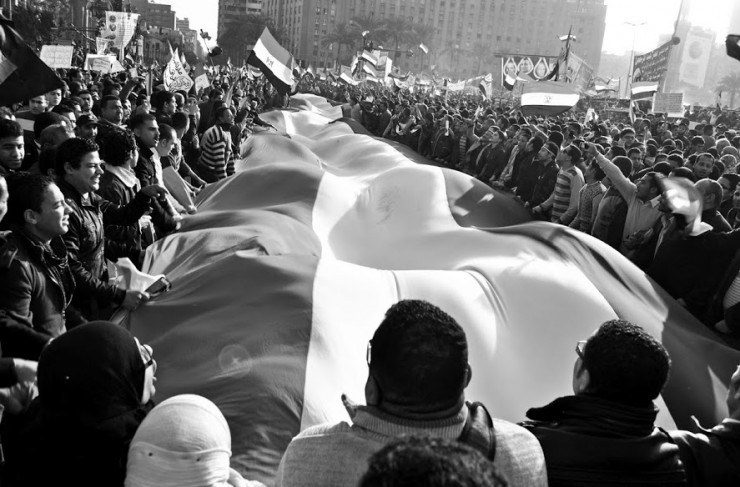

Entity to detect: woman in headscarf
[125,394,265,487]
[8,321,156,487]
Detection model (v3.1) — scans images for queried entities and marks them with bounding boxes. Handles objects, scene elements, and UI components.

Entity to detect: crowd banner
[96,37,112,55]
[479,73,493,99]
[652,92,684,118]
[84,54,117,73]
[247,27,294,94]
[520,81,579,116]
[501,54,557,86]
[194,73,210,93]
[564,52,594,93]
[130,94,739,484]
[100,11,140,51]
[633,39,674,86]
[39,45,74,69]
[163,46,193,92]
[679,27,714,88]
[0,16,64,106]
[446,80,465,92]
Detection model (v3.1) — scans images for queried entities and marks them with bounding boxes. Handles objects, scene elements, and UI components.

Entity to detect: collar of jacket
[105,164,139,189]
[11,226,67,268]
[526,394,659,438]
[58,179,94,208]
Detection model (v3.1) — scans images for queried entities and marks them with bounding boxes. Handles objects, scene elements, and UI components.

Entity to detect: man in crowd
[0,173,80,360]
[197,106,234,183]
[695,178,732,232]
[0,119,24,176]
[74,114,99,140]
[55,137,166,320]
[525,141,560,214]
[533,144,584,225]
[276,299,547,486]
[588,143,661,257]
[522,319,688,486]
[95,95,126,144]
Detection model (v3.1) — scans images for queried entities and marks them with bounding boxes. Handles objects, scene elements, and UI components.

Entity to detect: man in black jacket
[0,173,82,359]
[521,319,688,486]
[55,137,167,320]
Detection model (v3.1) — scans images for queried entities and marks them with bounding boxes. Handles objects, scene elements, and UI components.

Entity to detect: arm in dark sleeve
[62,212,125,306]
[0,357,17,387]
[99,192,152,228]
[0,263,52,360]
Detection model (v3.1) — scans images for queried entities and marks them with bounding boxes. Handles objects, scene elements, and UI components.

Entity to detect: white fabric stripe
[631,83,659,95]
[253,38,293,86]
[521,92,580,106]
[296,115,678,431]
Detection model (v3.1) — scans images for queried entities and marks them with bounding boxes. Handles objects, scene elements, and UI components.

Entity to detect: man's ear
[23,208,37,226]
[573,359,591,395]
[365,374,381,406]
[465,363,472,388]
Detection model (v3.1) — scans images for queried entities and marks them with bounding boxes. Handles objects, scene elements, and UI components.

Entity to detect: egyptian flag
[247,27,294,94]
[503,72,517,91]
[0,14,64,106]
[631,81,659,100]
[479,73,493,98]
[726,35,740,62]
[520,81,580,116]
[127,93,739,484]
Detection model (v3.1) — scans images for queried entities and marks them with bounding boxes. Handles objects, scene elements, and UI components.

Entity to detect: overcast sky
[167,0,734,56]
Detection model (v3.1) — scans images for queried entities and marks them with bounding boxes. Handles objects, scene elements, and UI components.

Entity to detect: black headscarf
[11,321,154,487]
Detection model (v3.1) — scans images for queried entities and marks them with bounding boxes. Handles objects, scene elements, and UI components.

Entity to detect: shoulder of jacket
[0,233,18,270]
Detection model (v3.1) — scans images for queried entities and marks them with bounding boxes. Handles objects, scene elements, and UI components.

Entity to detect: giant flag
[520,81,579,116]
[247,27,294,94]
[0,14,64,106]
[129,94,740,484]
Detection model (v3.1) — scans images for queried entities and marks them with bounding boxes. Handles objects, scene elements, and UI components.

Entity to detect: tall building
[218,0,263,39]
[178,18,206,59]
[127,0,177,30]
[261,0,606,77]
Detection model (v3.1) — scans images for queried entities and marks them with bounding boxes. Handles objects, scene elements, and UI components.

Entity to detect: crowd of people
[0,63,739,485]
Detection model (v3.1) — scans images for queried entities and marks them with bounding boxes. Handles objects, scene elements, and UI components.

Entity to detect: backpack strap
[458,401,497,461]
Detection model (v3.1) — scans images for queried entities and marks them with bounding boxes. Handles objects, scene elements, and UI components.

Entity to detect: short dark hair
[214,106,232,122]
[651,161,672,176]
[565,145,582,163]
[151,90,175,111]
[670,166,696,182]
[608,146,627,158]
[360,436,508,487]
[56,137,98,173]
[627,147,643,157]
[667,154,684,168]
[33,112,68,139]
[369,300,468,411]
[100,130,136,167]
[129,112,156,130]
[612,156,633,178]
[583,320,670,406]
[4,173,56,227]
[100,95,120,110]
[158,123,176,143]
[170,111,190,131]
[0,119,23,139]
[588,161,605,180]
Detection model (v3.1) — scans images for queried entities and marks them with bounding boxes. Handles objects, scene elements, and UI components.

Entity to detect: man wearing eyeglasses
[521,320,688,485]
[275,300,547,487]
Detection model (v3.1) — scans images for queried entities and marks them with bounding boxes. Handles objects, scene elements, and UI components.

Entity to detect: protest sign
[163,47,194,92]
[633,40,674,86]
[100,11,140,51]
[652,92,684,118]
[194,73,210,93]
[501,54,557,86]
[39,45,74,69]
[85,54,116,73]
[565,52,594,93]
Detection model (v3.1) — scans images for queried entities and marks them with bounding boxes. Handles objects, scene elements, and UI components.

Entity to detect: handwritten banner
[39,45,74,69]
[163,48,193,92]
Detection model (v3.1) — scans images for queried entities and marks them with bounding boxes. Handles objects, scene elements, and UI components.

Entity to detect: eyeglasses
[139,342,155,369]
[575,340,587,360]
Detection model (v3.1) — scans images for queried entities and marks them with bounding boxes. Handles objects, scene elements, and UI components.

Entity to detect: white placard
[39,45,74,69]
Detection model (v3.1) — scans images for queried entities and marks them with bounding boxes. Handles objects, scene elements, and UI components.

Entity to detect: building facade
[261,0,606,79]
[217,0,263,39]
[127,0,176,30]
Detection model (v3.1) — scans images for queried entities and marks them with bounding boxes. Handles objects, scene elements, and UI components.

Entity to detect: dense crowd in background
[0,65,738,486]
